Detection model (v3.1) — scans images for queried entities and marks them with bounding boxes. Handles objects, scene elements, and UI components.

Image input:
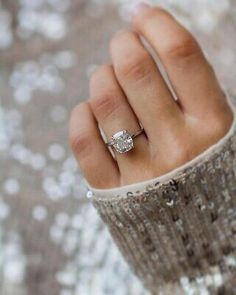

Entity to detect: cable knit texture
[88,97,236,295]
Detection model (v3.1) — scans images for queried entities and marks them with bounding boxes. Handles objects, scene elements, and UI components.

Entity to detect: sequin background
[0,0,236,294]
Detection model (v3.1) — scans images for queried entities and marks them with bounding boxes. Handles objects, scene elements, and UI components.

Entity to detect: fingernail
[131,1,152,17]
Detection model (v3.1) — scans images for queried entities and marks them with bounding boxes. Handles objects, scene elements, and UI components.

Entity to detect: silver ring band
[131,128,144,139]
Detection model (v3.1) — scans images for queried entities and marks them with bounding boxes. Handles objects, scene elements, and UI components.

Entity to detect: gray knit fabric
[88,100,236,294]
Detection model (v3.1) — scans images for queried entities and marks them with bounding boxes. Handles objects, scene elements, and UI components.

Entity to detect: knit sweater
[87,96,236,295]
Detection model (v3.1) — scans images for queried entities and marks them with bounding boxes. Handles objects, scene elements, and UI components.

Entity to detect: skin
[69,4,234,189]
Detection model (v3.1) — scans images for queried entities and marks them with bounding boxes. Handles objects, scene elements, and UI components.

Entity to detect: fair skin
[69,4,234,189]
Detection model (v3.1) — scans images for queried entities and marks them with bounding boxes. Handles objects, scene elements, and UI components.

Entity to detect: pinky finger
[69,102,120,189]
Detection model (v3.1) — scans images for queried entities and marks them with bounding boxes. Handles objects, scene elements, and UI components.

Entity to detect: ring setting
[106,128,144,154]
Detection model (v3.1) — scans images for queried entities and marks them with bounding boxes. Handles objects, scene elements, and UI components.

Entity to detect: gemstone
[112,130,134,154]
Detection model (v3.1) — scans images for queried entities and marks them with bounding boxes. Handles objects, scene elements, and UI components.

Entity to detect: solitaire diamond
[112,130,134,154]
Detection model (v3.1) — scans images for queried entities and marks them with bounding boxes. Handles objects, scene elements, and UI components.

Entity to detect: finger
[110,30,183,144]
[132,4,228,118]
[69,101,120,189]
[89,64,150,178]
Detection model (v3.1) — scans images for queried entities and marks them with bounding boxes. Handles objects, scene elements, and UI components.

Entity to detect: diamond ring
[106,128,144,154]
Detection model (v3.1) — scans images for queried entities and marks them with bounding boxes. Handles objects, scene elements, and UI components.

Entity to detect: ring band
[106,128,144,154]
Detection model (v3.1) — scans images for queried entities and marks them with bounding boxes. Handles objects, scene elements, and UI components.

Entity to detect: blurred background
[0,0,236,294]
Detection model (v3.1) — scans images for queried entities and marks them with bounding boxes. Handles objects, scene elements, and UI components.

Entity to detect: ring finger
[89,65,150,181]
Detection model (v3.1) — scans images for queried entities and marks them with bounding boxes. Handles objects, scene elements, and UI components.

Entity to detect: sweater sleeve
[87,96,236,295]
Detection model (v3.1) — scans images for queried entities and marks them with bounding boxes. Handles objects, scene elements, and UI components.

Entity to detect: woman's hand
[69,3,233,189]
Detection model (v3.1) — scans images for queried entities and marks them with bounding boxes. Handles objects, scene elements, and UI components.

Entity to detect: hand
[69,3,233,189]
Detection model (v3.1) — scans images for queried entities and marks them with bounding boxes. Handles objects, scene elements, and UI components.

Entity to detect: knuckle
[70,129,91,156]
[118,51,152,81]
[90,92,121,121]
[163,34,199,60]
[110,30,129,48]
[69,103,92,156]
[69,103,84,131]
[90,64,111,88]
